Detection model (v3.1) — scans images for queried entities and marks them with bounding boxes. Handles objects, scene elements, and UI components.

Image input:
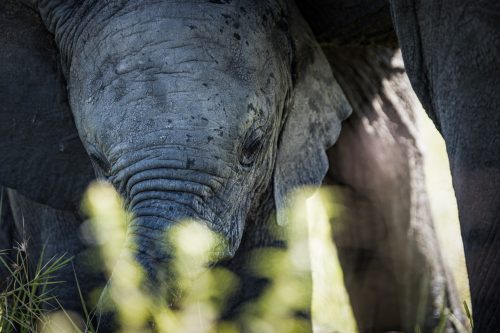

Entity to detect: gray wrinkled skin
[67,1,295,263]
[0,0,350,327]
[50,0,349,274]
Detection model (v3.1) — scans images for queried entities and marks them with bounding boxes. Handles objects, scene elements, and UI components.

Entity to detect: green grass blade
[463,301,473,329]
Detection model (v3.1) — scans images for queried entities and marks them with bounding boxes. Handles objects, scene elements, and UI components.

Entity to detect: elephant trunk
[108,148,240,280]
[129,197,214,280]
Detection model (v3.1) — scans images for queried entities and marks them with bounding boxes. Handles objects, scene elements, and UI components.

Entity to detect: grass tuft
[0,245,72,333]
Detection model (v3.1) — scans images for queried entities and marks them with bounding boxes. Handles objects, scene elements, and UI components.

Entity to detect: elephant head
[0,0,350,291]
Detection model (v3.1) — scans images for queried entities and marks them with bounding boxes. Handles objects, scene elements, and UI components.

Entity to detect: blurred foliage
[0,182,358,332]
[79,182,348,333]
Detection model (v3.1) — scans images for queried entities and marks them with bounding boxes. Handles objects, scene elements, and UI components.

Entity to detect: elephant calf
[0,0,350,327]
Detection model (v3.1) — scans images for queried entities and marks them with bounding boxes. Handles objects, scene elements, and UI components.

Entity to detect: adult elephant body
[392,3,500,331]
[303,0,500,331]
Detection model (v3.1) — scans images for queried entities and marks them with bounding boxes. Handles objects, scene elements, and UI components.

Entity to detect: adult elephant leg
[6,189,105,315]
[322,46,463,332]
[390,1,500,331]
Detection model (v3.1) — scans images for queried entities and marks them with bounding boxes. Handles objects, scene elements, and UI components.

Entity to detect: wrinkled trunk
[107,147,243,280]
[93,151,242,329]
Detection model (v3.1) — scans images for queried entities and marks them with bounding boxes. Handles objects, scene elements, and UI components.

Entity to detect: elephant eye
[240,127,265,167]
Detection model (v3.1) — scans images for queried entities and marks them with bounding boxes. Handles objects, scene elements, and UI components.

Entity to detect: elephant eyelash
[87,145,112,176]
[240,127,265,167]
[90,155,112,176]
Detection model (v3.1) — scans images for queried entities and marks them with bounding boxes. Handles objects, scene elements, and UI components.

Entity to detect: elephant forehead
[74,80,281,147]
[66,4,292,134]
[68,27,291,145]
[69,1,292,89]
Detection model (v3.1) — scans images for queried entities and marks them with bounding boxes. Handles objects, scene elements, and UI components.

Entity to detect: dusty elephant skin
[0,0,351,329]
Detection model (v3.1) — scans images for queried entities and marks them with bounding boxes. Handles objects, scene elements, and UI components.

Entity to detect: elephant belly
[296,0,397,46]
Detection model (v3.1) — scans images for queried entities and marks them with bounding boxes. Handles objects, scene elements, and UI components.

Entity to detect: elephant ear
[274,5,352,225]
[0,1,94,210]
